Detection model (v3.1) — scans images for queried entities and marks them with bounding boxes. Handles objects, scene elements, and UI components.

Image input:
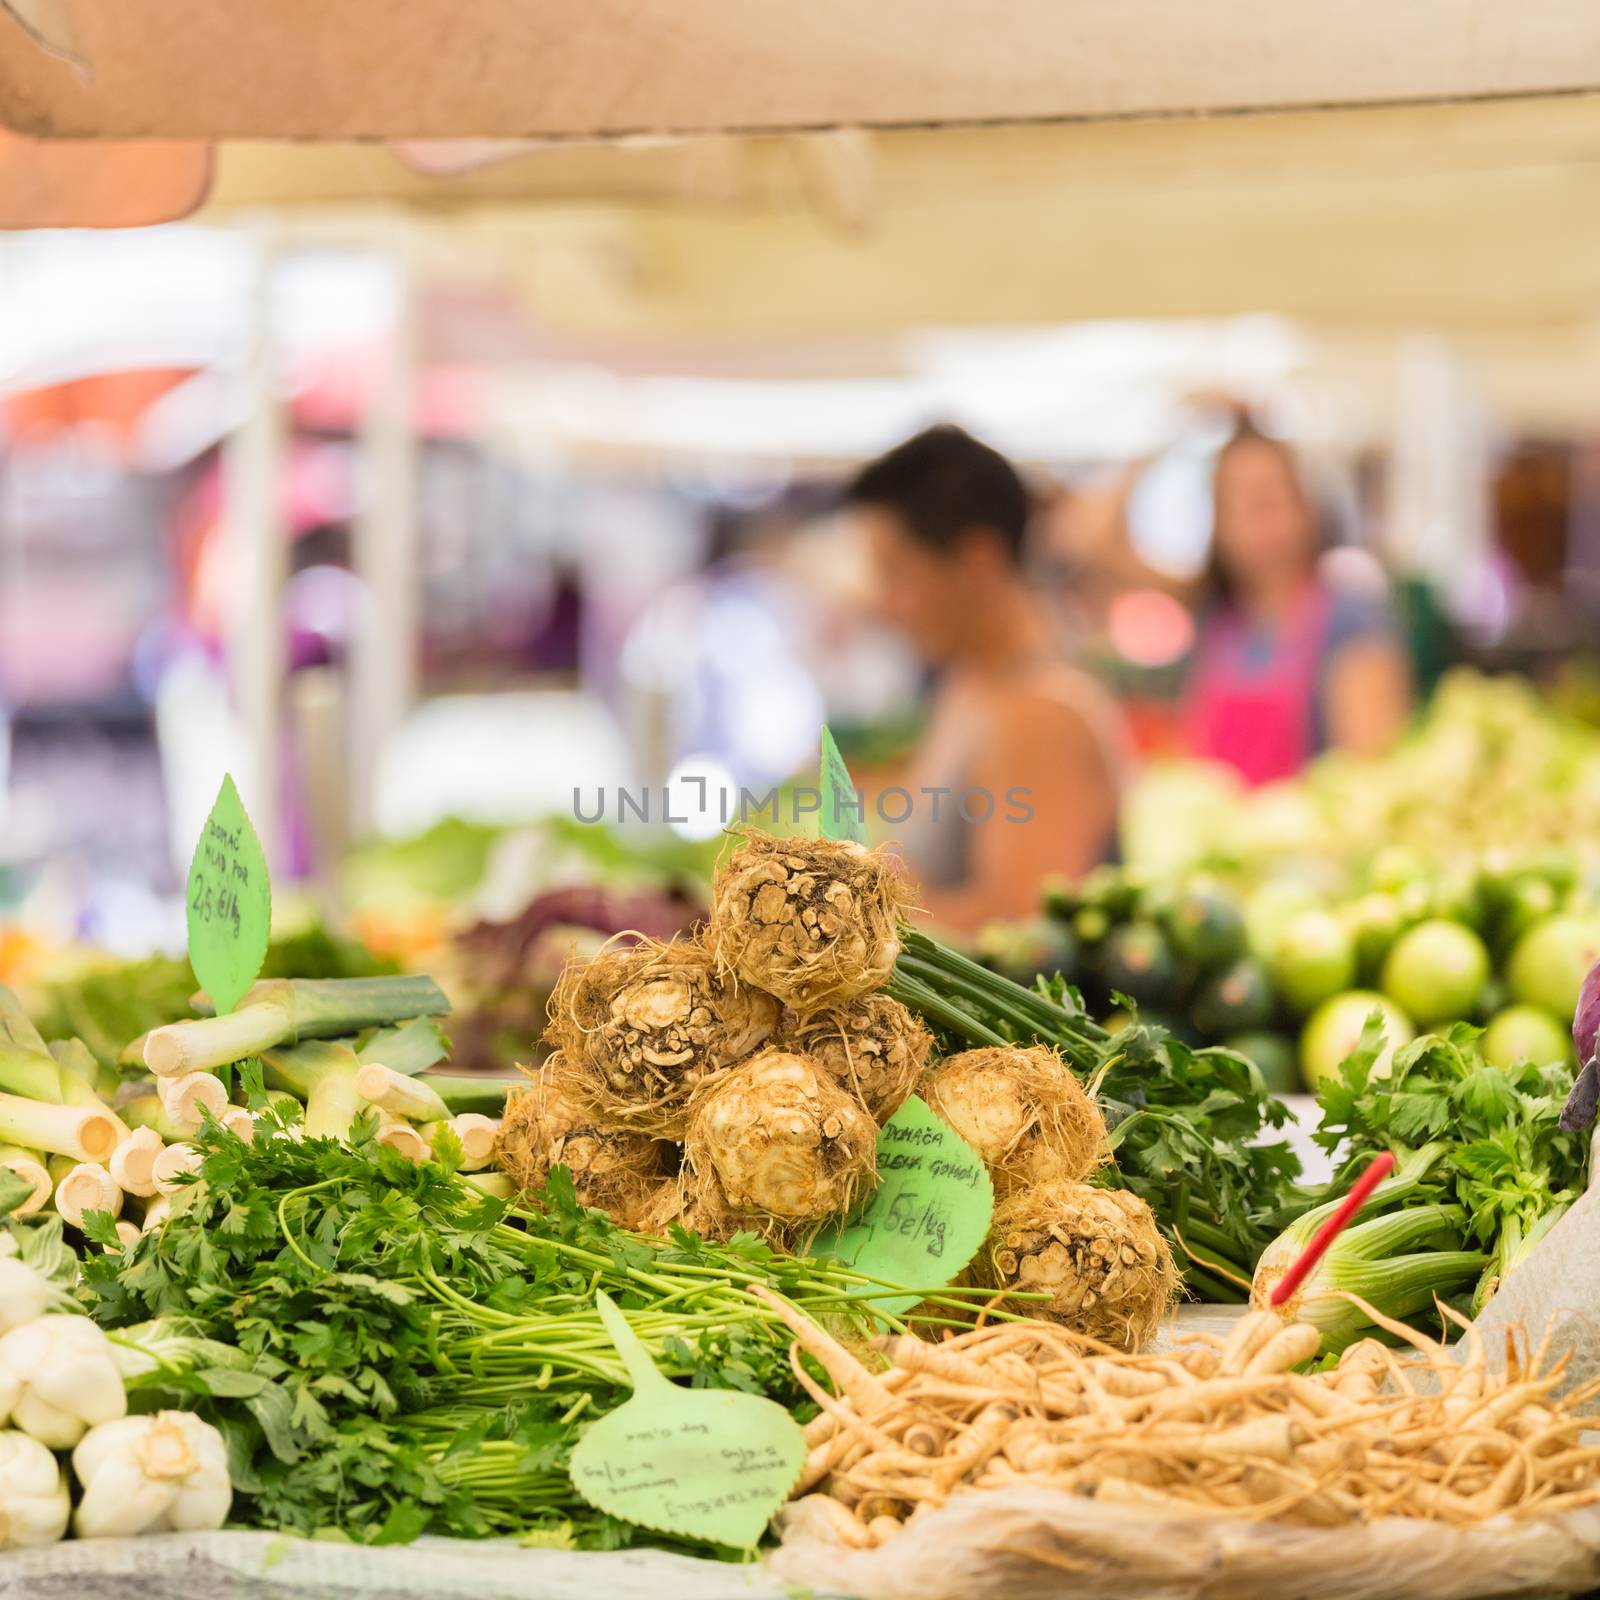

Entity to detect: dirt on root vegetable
[683,1048,878,1224]
[923,1045,1108,1195]
[544,935,779,1138]
[709,834,910,1012]
[977,1181,1177,1351]
[784,993,931,1124]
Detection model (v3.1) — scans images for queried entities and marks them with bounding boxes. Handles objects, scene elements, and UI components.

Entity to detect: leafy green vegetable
[1315,1019,1589,1311]
[0,1164,33,1221]
[889,930,1302,1298]
[80,1100,976,1549]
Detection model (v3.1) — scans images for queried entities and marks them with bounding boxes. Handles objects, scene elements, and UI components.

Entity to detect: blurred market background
[4,7,1600,1142]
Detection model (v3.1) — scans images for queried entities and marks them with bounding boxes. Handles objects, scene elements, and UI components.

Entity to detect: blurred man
[847,425,1127,934]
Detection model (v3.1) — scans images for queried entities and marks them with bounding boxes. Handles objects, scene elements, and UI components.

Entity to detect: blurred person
[1188,422,1411,783]
[847,425,1127,935]
[1071,418,1412,785]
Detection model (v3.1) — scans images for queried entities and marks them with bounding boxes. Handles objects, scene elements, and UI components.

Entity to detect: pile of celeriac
[499,833,1177,1351]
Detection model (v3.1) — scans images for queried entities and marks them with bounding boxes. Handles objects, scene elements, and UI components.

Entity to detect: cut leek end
[443,1113,499,1170]
[152,1143,202,1195]
[53,1163,123,1229]
[375,1116,428,1163]
[0,1094,121,1164]
[108,1127,165,1199]
[0,1145,52,1216]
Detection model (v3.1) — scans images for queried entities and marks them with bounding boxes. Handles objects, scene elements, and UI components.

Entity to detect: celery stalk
[0,1091,120,1163]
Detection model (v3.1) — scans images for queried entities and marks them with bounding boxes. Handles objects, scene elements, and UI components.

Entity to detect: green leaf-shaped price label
[812,1095,994,1316]
[819,724,867,845]
[186,775,271,1016]
[569,1291,806,1549]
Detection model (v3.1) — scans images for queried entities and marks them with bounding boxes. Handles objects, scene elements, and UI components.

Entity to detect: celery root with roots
[923,1045,1108,1195]
[784,994,930,1124]
[546,936,778,1137]
[709,833,910,1012]
[684,1049,878,1223]
[977,1181,1177,1350]
[497,1063,671,1228]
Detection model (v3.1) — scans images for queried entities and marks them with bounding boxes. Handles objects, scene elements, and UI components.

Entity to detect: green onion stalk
[888,929,1303,1299]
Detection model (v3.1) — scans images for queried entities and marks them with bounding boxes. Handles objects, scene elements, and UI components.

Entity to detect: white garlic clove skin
[0,1429,70,1548]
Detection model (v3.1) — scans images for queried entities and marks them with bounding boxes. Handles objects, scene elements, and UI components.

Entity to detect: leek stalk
[144,976,448,1077]
[0,1043,62,1104]
[0,1091,119,1163]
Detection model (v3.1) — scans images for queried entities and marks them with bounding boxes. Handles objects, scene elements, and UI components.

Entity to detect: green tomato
[1481,1004,1572,1071]
[1270,910,1357,1017]
[1506,914,1600,1021]
[1300,991,1414,1090]
[1380,919,1491,1026]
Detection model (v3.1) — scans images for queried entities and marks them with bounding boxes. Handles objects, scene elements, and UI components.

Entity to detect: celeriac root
[708,833,911,1012]
[784,994,931,1124]
[683,1049,878,1223]
[775,1291,1600,1552]
[975,1181,1177,1351]
[497,1061,672,1229]
[923,1046,1108,1195]
[546,935,779,1138]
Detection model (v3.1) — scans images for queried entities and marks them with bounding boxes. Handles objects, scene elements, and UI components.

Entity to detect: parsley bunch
[78,1088,956,1549]
[889,930,1302,1298]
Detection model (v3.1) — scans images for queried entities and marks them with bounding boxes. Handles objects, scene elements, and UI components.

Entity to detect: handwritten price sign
[569,1292,804,1548]
[812,1095,994,1316]
[186,775,271,1016]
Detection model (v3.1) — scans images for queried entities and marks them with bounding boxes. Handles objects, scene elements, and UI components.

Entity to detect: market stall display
[0,755,1597,1591]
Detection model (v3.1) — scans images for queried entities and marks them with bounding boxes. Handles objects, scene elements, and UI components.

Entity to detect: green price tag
[569,1291,805,1549]
[819,724,866,844]
[812,1095,994,1316]
[185,775,271,1016]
